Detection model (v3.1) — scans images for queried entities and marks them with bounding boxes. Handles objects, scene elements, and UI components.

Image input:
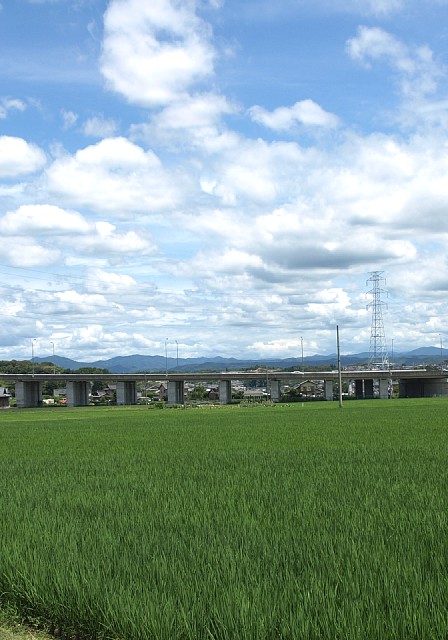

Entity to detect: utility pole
[31,338,37,377]
[50,341,55,375]
[165,338,169,376]
[337,325,343,408]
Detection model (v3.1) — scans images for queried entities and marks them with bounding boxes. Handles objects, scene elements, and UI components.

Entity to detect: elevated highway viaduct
[1,370,447,408]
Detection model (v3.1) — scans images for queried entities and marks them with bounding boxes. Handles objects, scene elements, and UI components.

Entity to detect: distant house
[207,386,219,401]
[298,380,322,398]
[90,385,116,404]
[0,387,11,409]
[243,389,268,401]
[158,383,168,401]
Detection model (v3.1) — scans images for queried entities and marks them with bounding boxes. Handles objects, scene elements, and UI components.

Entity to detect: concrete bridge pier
[422,378,448,396]
[168,380,184,404]
[15,381,42,408]
[355,379,363,399]
[219,380,232,404]
[66,381,90,407]
[364,379,374,399]
[116,381,137,405]
[400,378,448,398]
[270,380,281,402]
[324,380,333,401]
[379,378,389,399]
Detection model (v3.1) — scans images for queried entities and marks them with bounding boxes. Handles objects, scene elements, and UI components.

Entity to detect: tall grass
[0,400,447,639]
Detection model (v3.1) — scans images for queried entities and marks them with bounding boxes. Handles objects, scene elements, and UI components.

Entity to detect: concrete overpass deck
[1,369,446,407]
[0,369,442,383]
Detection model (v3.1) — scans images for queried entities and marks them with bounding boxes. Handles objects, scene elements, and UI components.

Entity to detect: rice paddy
[0,400,447,639]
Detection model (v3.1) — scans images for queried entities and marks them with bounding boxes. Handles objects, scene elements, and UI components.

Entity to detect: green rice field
[1,400,447,639]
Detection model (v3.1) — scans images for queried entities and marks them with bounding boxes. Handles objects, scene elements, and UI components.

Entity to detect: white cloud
[0,97,26,119]
[46,137,181,214]
[174,129,448,294]
[195,137,304,205]
[61,110,78,130]
[0,239,59,267]
[82,115,118,138]
[0,205,156,269]
[85,268,137,294]
[73,228,155,256]
[3,1,448,360]
[139,93,238,148]
[68,325,135,351]
[155,93,236,129]
[348,26,415,71]
[2,204,90,236]
[349,0,406,16]
[24,291,120,322]
[234,0,410,22]
[0,136,46,177]
[347,27,445,101]
[249,100,340,131]
[100,0,216,107]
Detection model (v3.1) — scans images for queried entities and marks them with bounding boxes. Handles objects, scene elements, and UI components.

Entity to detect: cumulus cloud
[235,0,410,22]
[196,137,304,205]
[249,100,340,131]
[135,92,239,148]
[100,0,216,106]
[46,137,181,214]
[0,239,59,267]
[347,0,406,15]
[23,291,121,323]
[73,227,155,256]
[82,115,118,138]
[347,27,445,101]
[61,109,78,130]
[174,127,448,294]
[0,97,26,119]
[2,204,90,236]
[85,268,137,294]
[4,0,448,360]
[0,136,46,177]
[0,205,156,267]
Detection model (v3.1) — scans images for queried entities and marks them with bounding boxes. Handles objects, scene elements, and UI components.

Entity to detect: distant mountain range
[32,347,448,373]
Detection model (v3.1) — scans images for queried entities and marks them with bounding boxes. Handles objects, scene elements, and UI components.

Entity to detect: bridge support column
[116,381,137,405]
[399,379,425,398]
[66,381,90,407]
[355,379,363,399]
[379,378,389,399]
[15,381,42,408]
[219,380,232,405]
[168,380,184,404]
[421,379,448,397]
[324,380,333,401]
[270,380,281,402]
[364,379,374,399]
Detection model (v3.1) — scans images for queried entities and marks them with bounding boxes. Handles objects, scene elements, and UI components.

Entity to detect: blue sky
[1,0,448,362]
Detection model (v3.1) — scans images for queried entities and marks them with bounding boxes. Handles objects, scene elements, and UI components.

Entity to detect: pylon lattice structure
[367,271,389,369]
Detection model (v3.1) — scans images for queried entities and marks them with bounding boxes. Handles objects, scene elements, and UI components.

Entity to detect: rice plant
[0,400,447,639]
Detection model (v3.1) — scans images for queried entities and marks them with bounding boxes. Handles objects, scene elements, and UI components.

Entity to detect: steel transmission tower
[367,271,389,369]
